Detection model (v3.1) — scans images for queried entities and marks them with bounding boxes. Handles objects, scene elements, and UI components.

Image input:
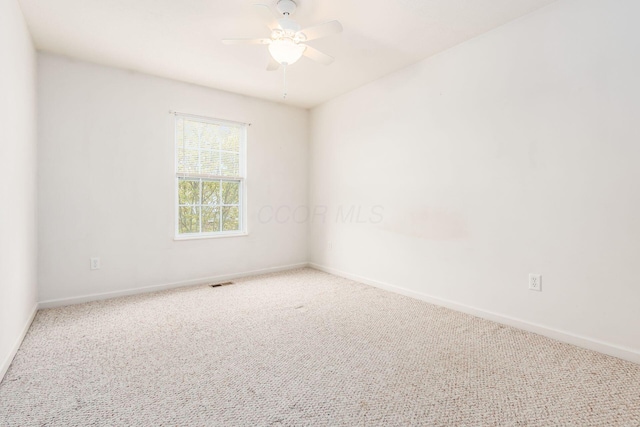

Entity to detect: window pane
[202,181,220,205]
[202,206,221,233]
[200,150,220,176]
[220,126,240,152]
[200,124,219,150]
[178,179,200,205]
[183,120,203,149]
[175,119,184,151]
[179,206,200,234]
[221,181,239,205]
[220,152,239,177]
[222,206,240,231]
[178,149,200,174]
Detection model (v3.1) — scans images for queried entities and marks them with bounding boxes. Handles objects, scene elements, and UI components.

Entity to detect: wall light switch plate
[529,274,541,292]
[90,257,101,270]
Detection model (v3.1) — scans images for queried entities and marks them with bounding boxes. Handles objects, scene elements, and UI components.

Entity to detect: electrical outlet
[529,274,541,292]
[90,257,101,270]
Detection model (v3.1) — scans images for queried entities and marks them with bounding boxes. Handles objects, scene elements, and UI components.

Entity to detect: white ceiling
[19,0,557,108]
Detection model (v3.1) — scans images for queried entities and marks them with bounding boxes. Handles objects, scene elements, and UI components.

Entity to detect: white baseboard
[0,303,38,383]
[38,262,309,309]
[309,263,640,365]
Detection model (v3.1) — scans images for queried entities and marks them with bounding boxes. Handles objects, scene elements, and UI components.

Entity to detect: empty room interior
[2,0,640,425]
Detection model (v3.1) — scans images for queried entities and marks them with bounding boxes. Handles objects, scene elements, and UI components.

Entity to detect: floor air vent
[210,281,234,288]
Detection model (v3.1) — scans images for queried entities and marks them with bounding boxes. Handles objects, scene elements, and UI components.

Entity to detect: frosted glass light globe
[268,38,306,66]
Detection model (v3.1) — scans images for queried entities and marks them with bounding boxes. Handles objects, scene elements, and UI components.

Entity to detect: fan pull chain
[282,65,288,100]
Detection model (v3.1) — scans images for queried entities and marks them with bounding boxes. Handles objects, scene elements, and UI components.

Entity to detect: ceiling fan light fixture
[268,38,306,66]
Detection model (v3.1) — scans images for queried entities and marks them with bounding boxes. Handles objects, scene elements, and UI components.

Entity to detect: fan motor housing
[277,0,297,16]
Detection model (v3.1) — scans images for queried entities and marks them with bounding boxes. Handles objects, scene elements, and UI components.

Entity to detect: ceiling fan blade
[252,3,279,30]
[266,57,280,71]
[298,20,343,42]
[302,45,334,65]
[222,38,271,45]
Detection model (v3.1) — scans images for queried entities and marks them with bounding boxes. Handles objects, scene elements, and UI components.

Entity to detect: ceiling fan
[222,0,343,70]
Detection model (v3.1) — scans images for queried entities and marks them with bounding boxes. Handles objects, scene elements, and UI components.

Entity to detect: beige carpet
[1,268,639,426]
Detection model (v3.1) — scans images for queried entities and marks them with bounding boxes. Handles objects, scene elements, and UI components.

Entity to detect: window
[174,114,246,238]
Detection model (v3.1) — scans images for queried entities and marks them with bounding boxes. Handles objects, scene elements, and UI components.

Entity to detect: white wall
[38,54,308,303]
[0,0,38,378]
[309,0,640,359]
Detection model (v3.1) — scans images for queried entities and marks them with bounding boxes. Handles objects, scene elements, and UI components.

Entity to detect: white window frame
[173,113,248,240]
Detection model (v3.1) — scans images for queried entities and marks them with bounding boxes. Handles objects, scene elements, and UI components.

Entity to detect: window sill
[174,232,248,241]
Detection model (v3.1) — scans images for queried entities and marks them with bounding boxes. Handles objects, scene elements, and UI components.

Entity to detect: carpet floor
[1,268,639,426]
